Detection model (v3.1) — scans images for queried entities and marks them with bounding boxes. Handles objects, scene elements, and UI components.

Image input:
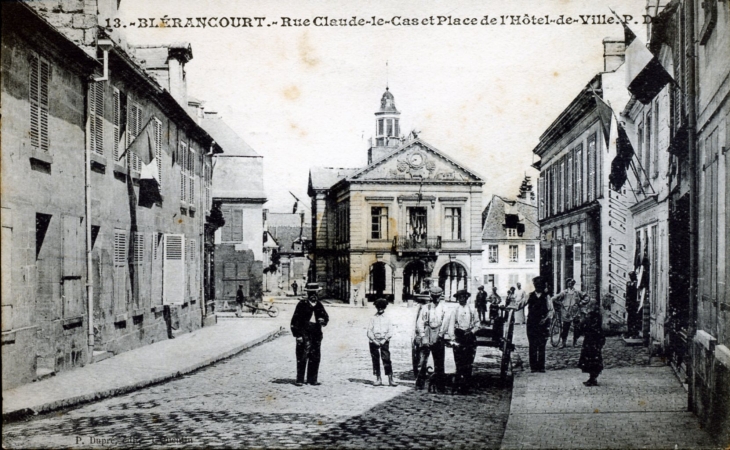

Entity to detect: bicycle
[239,301,280,318]
[549,301,563,347]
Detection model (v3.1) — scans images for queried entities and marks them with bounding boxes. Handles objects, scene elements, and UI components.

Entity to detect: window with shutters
[558,161,564,213]
[127,99,143,172]
[29,53,50,152]
[538,176,545,220]
[575,144,583,206]
[133,232,144,265]
[188,146,195,207]
[112,88,123,162]
[221,207,243,242]
[588,137,596,201]
[114,229,127,267]
[89,81,104,156]
[371,207,388,240]
[566,153,573,210]
[644,111,652,187]
[152,118,162,188]
[179,141,188,203]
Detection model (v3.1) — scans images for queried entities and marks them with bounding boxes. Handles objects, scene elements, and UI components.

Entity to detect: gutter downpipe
[686,0,697,412]
[84,78,95,363]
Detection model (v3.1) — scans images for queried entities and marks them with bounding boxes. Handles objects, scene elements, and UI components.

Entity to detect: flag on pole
[590,88,636,191]
[611,8,673,104]
[138,129,162,204]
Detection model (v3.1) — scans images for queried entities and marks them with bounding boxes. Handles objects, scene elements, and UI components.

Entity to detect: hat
[477,285,484,290]
[303,283,322,293]
[374,298,388,309]
[429,287,443,296]
[455,289,471,299]
[566,278,574,285]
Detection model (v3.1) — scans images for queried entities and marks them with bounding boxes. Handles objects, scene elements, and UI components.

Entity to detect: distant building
[263,212,311,295]
[481,187,540,296]
[308,88,484,304]
[205,112,266,308]
[1,3,219,388]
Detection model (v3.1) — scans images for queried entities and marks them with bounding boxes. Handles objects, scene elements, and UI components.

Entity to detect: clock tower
[368,87,403,164]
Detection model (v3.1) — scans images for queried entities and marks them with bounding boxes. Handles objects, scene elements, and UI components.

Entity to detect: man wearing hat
[367,298,397,387]
[552,278,586,348]
[447,289,479,392]
[290,283,330,386]
[475,285,488,324]
[415,286,449,390]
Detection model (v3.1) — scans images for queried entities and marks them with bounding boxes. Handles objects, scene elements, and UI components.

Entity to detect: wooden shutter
[114,229,127,267]
[153,118,162,187]
[29,55,50,152]
[133,232,145,264]
[231,209,243,242]
[538,176,545,220]
[180,141,188,203]
[62,216,84,318]
[113,229,128,309]
[89,81,104,156]
[221,207,231,241]
[163,234,185,305]
[112,88,120,161]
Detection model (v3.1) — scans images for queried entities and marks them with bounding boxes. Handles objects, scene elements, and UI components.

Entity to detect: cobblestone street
[2,303,512,449]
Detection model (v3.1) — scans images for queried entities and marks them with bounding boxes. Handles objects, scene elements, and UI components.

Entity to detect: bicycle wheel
[266,305,279,318]
[550,317,562,347]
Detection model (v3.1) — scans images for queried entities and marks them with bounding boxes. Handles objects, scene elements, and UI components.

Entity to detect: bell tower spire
[368,86,402,164]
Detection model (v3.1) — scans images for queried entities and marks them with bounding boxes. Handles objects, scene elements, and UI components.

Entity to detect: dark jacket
[475,291,487,309]
[526,291,551,334]
[236,288,245,304]
[290,299,330,338]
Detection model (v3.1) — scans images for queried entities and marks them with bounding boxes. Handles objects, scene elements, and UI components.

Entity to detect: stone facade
[308,88,484,304]
[1,3,218,389]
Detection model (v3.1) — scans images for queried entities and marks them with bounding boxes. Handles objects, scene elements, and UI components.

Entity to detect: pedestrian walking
[552,278,587,348]
[578,297,605,386]
[290,283,329,386]
[291,280,299,296]
[367,298,396,386]
[415,286,449,390]
[475,285,488,324]
[235,284,245,317]
[514,282,527,324]
[505,287,516,307]
[625,271,641,338]
[511,276,552,372]
[447,289,479,393]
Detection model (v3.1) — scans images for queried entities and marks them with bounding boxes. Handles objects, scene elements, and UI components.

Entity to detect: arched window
[438,262,468,301]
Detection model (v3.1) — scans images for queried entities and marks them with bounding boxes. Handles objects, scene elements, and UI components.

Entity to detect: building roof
[308,167,359,193]
[267,212,304,227]
[201,116,260,157]
[481,195,540,241]
[379,87,399,113]
[268,225,312,253]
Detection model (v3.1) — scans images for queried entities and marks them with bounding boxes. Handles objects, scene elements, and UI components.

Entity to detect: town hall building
[308,88,484,304]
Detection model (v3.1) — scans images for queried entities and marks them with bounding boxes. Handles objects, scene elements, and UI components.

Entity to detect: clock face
[408,152,425,168]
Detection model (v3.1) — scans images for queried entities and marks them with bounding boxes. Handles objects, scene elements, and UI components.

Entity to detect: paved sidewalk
[501,365,718,449]
[2,319,284,420]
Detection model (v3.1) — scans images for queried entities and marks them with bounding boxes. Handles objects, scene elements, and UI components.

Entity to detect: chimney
[603,37,625,72]
[167,43,193,107]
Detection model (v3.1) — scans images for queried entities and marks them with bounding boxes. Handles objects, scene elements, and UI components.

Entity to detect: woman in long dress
[578,298,605,386]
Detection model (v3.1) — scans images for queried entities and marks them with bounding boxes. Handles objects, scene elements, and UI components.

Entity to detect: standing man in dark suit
[290,283,329,386]
[511,276,552,372]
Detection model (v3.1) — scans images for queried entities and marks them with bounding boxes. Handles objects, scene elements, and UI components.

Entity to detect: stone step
[91,351,113,364]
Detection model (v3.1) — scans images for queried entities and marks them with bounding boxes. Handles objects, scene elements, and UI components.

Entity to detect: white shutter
[163,234,185,305]
[89,81,104,155]
[39,59,50,152]
[112,88,120,162]
[154,118,162,187]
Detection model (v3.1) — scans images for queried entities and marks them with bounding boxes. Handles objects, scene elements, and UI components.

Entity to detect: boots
[374,376,383,386]
[388,374,398,386]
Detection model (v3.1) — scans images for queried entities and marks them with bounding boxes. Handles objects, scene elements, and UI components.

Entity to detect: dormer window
[507,228,517,238]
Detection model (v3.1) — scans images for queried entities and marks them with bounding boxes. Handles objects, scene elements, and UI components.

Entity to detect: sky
[116,0,648,213]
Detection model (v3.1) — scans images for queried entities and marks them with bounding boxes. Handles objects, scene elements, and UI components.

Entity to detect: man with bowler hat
[415,286,449,390]
[290,283,329,386]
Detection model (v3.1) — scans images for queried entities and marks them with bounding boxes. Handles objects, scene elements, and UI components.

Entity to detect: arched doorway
[438,262,468,301]
[368,262,393,302]
[404,260,430,300]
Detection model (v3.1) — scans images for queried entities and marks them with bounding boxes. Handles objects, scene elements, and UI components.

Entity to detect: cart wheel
[500,339,512,381]
[550,317,561,347]
[266,305,279,318]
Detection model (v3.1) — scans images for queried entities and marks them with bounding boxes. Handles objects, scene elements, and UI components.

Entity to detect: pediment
[350,140,482,183]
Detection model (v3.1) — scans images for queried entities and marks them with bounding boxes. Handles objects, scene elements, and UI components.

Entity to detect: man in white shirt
[514,282,527,324]
[367,298,396,386]
[447,289,479,393]
[415,287,449,390]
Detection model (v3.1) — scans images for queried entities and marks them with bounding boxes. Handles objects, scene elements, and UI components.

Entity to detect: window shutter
[154,118,162,186]
[232,209,243,242]
[39,59,50,152]
[538,176,544,220]
[112,88,120,161]
[114,230,127,267]
[90,81,104,156]
[180,141,188,203]
[221,207,231,241]
[133,233,145,264]
[29,54,40,150]
[163,234,185,305]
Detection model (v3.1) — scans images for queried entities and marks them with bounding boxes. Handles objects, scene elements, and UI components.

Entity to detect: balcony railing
[393,235,441,252]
